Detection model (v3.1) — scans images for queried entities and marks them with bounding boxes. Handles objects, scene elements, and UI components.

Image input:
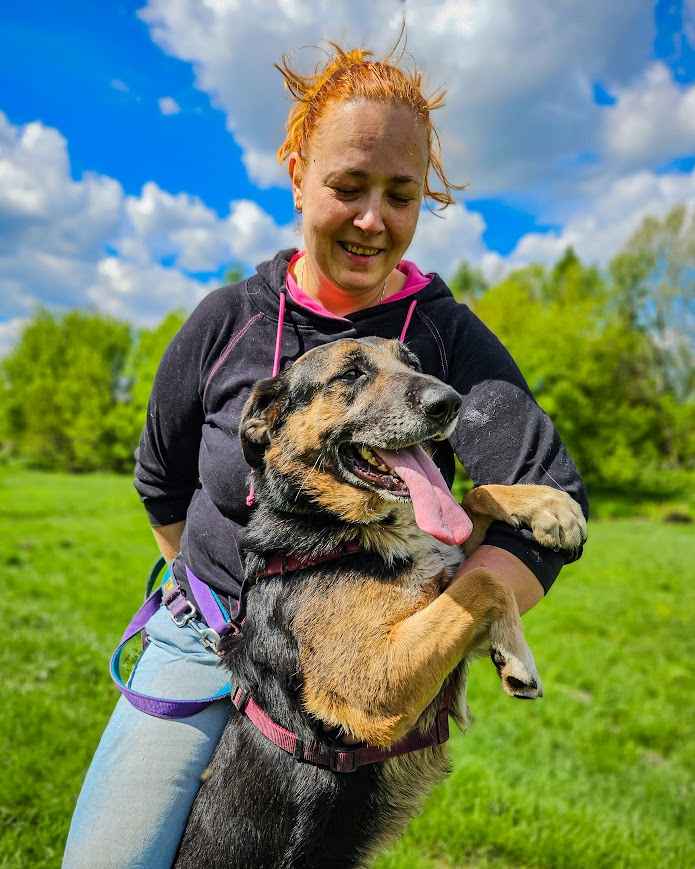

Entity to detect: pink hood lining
[285,251,433,321]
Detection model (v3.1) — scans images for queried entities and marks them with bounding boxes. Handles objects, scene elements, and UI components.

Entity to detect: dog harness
[231,686,451,774]
[109,294,455,769]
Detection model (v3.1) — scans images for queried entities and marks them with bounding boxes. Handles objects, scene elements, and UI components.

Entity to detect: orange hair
[275,42,462,210]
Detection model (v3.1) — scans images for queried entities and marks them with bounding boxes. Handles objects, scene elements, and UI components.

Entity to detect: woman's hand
[456,544,543,614]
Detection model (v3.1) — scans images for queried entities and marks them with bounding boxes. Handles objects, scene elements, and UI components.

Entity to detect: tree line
[1,206,693,494]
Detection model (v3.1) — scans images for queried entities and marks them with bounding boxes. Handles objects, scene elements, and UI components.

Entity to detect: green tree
[0,309,189,473]
[609,204,694,400]
[470,249,682,489]
[0,310,132,471]
[449,260,489,306]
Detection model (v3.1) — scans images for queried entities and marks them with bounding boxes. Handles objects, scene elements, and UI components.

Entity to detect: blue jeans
[62,604,231,869]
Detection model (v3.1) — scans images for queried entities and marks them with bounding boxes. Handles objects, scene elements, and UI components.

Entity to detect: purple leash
[109,564,237,719]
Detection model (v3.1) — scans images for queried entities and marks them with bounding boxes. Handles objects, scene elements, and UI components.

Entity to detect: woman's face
[289,99,428,295]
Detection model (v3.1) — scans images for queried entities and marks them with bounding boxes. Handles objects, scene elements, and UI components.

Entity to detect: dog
[174,337,586,868]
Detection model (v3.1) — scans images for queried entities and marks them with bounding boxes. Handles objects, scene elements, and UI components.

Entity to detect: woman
[63,44,587,868]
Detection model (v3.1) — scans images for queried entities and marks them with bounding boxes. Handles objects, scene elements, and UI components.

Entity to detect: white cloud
[0,112,123,313]
[407,204,487,279]
[226,199,298,264]
[502,166,695,272]
[110,78,129,93]
[158,96,181,115]
[119,183,299,272]
[0,111,297,342]
[85,257,214,327]
[139,0,653,196]
[600,63,695,167]
[122,181,229,270]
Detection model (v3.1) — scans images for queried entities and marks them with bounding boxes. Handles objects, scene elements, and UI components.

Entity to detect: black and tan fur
[175,338,586,868]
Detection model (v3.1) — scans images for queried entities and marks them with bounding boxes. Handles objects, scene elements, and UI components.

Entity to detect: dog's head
[240,338,462,525]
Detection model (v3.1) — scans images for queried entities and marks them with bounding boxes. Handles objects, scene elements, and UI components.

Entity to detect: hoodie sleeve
[447,305,589,593]
[133,286,237,526]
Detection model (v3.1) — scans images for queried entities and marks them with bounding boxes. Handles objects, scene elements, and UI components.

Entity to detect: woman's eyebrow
[324,169,419,185]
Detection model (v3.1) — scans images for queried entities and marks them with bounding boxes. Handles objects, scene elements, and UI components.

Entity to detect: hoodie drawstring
[399,299,417,343]
[272,291,287,377]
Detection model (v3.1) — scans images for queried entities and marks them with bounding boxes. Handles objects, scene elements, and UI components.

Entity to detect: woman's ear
[239,376,286,468]
[288,152,303,211]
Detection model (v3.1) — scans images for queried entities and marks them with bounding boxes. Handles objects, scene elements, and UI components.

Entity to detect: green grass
[1,469,694,868]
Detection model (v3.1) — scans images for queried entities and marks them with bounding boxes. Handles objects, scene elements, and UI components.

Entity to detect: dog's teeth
[357,446,390,472]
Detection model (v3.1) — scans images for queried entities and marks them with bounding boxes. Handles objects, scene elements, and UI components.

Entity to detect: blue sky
[1,0,694,350]
[2,1,290,222]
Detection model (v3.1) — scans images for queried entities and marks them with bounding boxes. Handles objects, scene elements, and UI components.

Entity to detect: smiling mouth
[338,241,384,257]
[337,443,410,496]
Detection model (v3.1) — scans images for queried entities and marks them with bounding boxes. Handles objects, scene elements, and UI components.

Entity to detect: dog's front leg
[385,568,541,734]
[298,567,540,747]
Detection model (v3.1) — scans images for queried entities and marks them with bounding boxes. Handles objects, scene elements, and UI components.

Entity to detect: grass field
[1,469,694,868]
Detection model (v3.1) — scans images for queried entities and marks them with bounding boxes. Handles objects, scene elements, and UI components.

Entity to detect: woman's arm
[456,545,543,614]
[133,287,239,529]
[152,521,185,564]
[447,304,589,595]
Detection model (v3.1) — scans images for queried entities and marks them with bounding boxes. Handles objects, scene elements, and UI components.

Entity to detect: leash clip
[170,600,197,627]
[188,621,222,655]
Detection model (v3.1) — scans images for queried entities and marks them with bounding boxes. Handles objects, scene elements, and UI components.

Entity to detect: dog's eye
[337,367,363,383]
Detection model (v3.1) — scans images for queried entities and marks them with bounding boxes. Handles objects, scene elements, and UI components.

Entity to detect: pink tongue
[374,445,473,546]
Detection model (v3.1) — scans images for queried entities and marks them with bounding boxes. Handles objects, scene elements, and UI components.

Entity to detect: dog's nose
[419,384,462,427]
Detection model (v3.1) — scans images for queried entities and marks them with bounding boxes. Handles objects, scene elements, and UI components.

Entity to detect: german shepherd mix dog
[175,338,586,869]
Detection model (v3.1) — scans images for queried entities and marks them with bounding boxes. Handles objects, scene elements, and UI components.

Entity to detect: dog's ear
[240,376,286,468]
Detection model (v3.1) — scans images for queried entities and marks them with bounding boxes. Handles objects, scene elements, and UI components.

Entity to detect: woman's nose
[353,196,385,234]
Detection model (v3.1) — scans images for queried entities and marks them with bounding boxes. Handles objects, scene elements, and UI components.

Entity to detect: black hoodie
[134,249,588,607]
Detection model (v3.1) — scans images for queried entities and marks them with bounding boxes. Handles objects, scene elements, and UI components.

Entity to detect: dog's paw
[490,645,543,700]
[512,489,587,552]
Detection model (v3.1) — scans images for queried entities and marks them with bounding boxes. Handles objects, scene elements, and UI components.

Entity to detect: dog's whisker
[293,452,324,503]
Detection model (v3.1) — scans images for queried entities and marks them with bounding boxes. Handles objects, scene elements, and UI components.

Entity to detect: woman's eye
[390,194,414,206]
